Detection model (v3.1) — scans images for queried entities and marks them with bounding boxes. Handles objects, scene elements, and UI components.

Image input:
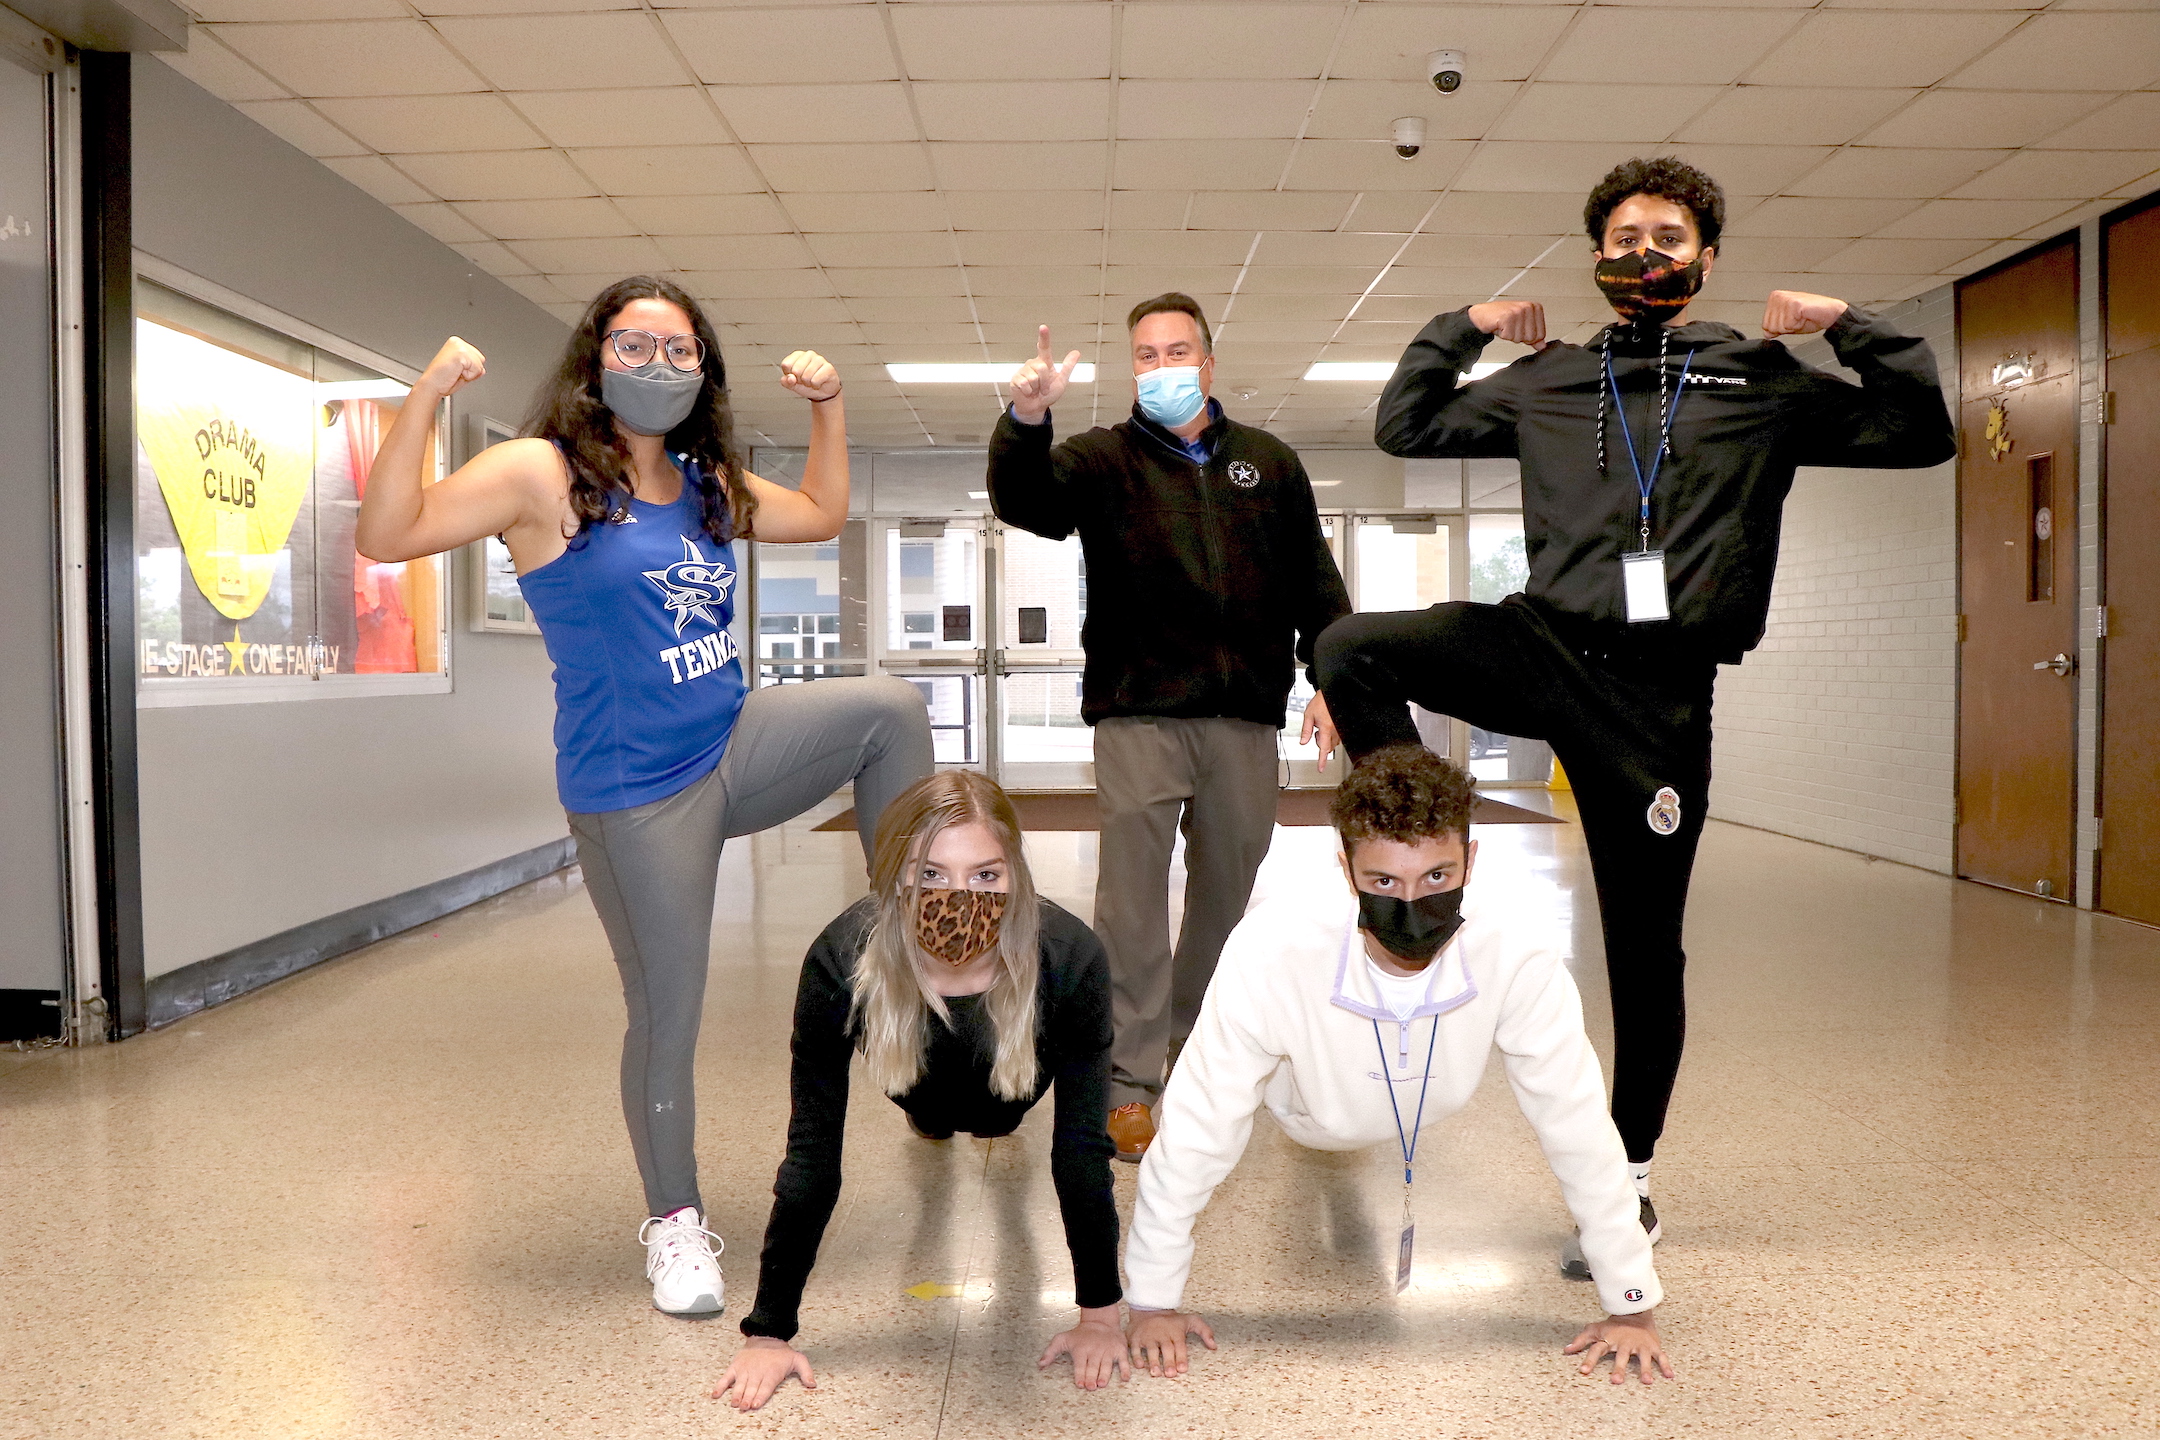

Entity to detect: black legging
[1317,596,1714,1163]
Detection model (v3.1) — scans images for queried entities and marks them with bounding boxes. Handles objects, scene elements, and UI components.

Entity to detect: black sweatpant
[1315,596,1714,1163]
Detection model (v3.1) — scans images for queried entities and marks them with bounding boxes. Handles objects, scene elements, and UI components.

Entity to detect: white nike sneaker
[638,1206,725,1318]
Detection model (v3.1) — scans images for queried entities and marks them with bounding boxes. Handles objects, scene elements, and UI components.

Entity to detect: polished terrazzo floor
[5,792,2156,1438]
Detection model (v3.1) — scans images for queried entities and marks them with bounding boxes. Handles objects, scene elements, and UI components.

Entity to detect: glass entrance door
[876,517,988,769]
[1349,512,1464,765]
[996,526,1091,789]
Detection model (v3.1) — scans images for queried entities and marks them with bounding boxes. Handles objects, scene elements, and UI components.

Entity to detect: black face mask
[1595,247,1707,327]
[1356,885,1466,965]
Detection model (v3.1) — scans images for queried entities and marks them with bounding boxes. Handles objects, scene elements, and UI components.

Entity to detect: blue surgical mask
[1135,365,1207,428]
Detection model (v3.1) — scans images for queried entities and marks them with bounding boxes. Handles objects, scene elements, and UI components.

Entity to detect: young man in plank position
[1123,745,1672,1385]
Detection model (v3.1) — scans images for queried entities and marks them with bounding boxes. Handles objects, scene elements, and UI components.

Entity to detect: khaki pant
[1093,716,1281,1108]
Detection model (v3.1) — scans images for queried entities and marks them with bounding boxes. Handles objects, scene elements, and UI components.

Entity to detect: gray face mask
[601,364,704,437]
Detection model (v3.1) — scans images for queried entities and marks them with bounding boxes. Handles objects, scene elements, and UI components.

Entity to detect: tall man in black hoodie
[989,293,1351,1161]
[1316,158,1955,1266]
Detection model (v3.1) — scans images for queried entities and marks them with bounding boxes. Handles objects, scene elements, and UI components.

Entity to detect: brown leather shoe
[1107,1102,1155,1163]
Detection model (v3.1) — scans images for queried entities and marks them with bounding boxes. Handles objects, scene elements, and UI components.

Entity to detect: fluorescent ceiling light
[1299,361,1506,384]
[886,362,1095,385]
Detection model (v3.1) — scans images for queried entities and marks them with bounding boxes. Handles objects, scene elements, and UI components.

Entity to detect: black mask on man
[1356,885,1466,965]
[1594,247,1707,327]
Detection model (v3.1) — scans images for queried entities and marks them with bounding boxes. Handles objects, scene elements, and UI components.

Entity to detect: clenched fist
[1465,300,1547,348]
[1762,291,1849,339]
[779,349,841,401]
[1010,325,1084,424]
[419,336,486,399]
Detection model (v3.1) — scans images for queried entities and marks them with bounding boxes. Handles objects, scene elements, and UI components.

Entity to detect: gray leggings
[568,676,933,1218]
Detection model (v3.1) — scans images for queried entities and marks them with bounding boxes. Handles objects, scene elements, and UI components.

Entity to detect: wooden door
[2099,200,2160,924]
[1956,240,2080,899]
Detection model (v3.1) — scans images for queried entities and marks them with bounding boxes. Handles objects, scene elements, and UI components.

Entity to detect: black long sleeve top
[1375,307,1956,663]
[739,898,1121,1342]
[987,402,1351,727]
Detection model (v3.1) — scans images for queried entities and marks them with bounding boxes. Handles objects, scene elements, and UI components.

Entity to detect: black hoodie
[988,402,1351,727]
[1376,306,1956,664]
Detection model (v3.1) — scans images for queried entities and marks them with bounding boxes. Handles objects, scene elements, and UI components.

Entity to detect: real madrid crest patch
[1646,786,1682,836]
[1227,460,1260,488]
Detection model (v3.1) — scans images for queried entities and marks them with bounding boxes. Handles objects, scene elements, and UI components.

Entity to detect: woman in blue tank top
[355,276,932,1322]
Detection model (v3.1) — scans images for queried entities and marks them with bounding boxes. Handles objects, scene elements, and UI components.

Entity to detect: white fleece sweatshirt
[1124,873,1661,1319]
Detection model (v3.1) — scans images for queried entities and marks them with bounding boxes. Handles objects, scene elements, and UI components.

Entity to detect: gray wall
[132,60,569,978]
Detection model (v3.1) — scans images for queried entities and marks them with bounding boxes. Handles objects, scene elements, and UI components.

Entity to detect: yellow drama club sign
[136,319,313,620]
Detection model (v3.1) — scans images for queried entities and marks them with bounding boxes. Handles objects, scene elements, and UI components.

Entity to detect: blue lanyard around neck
[1604,346,1694,553]
[1371,1015,1441,1187]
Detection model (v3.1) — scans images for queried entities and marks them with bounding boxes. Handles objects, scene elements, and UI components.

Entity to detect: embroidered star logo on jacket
[642,535,735,636]
[1227,460,1260,487]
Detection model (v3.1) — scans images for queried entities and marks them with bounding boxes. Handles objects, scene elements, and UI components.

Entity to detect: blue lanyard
[1371,1016,1441,1187]
[1604,347,1694,553]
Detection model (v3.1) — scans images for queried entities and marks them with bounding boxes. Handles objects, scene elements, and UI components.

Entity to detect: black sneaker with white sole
[1559,1197,1662,1281]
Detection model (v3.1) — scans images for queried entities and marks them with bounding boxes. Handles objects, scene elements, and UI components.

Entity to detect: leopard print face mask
[914,887,1007,967]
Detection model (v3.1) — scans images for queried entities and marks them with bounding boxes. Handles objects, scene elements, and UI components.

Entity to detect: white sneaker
[638,1206,725,1318]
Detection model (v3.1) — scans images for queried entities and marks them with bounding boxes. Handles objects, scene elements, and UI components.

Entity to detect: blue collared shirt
[1008,398,1221,465]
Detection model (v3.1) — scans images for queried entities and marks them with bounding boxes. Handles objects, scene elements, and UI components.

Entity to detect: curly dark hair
[1584,156,1725,253]
[522,275,756,545]
[1126,292,1213,353]
[1329,744,1476,853]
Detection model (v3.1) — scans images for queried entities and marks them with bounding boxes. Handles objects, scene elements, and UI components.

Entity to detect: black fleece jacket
[988,402,1351,727]
[740,898,1119,1343]
[1377,307,1956,663]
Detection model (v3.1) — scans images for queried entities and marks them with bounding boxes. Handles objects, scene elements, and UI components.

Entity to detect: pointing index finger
[1037,325,1054,365]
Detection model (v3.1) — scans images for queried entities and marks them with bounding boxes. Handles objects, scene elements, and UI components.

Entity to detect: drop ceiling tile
[1492,83,1718,144]
[1102,264,1243,295]
[1252,232,1404,268]
[1861,90,2110,151]
[1109,190,1194,229]
[911,80,1110,143]
[1304,78,1519,144]
[1422,190,1582,235]
[1544,9,1802,86]
[450,239,535,274]
[1105,230,1251,266]
[1745,12,2022,89]
[1211,319,1339,345]
[1702,236,1849,270]
[858,322,989,346]
[1950,150,2160,202]
[320,155,436,207]
[1948,14,2160,93]
[1118,80,1315,141]
[192,0,404,20]
[154,40,286,104]
[212,20,485,97]
[310,94,543,154]
[709,83,918,146]
[702,297,853,325]
[395,149,598,203]
[1385,263,1579,300]
[575,148,767,199]
[1284,138,1473,193]
[785,191,952,232]
[1103,291,1230,323]
[825,267,973,298]
[1222,293,1356,323]
[931,142,1108,192]
[1453,140,1661,195]
[2034,93,2160,151]
[443,13,695,91]
[840,296,980,324]
[1673,86,1914,148]
[1395,234,1567,268]
[969,264,1119,297]
[806,232,956,268]
[496,273,573,307]
[1725,195,1923,237]
[1873,198,2082,240]
[1355,291,1481,324]
[232,100,367,158]
[508,236,672,273]
[1116,139,1294,191]
[682,269,841,300]
[651,232,818,270]
[1951,239,2039,275]
[391,202,489,246]
[453,197,634,238]
[971,296,1102,326]
[508,90,733,149]
[754,143,935,192]
[889,4,1112,81]
[947,190,1105,230]
[614,191,790,234]
[1184,191,1350,232]
[1118,3,1343,79]
[1239,265,1376,296]
[1812,237,1992,274]
[1788,147,2008,198]
[661,7,897,84]
[1664,144,1838,198]
[726,322,867,351]
[1342,192,1441,234]
[954,230,1103,267]
[1334,6,1573,84]
[540,300,587,324]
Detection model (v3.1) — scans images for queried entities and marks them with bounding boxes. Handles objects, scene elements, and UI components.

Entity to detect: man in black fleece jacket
[989,293,1351,1158]
[1317,158,1954,1270]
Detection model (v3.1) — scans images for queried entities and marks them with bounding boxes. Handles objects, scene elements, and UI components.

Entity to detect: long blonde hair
[851,771,1043,1101]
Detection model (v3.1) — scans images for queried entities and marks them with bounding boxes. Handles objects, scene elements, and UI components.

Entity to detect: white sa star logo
[1227,460,1260,488]
[642,536,735,636]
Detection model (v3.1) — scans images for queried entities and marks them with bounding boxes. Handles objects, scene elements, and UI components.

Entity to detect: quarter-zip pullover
[988,402,1350,727]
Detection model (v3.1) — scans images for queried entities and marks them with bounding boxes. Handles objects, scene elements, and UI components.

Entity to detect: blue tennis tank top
[517,456,746,813]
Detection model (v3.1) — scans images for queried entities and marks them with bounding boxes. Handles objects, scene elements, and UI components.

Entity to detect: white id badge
[1622,550,1670,624]
[1395,1220,1415,1293]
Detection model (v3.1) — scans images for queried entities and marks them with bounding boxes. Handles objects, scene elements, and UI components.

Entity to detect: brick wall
[1708,285,1960,873]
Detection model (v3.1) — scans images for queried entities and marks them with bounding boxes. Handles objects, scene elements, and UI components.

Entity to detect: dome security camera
[1392,116,1426,160]
[1427,49,1465,94]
